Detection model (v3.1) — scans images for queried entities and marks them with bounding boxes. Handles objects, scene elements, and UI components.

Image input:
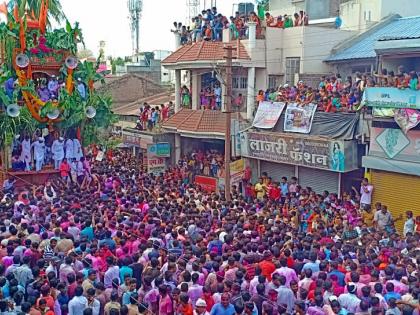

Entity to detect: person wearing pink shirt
[158,284,173,315]
[271,257,298,288]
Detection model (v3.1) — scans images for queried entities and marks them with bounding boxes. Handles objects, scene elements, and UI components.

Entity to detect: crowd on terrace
[172,7,309,45]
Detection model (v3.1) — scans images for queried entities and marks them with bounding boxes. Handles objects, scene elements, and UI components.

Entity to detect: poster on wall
[283,103,317,134]
[252,101,286,129]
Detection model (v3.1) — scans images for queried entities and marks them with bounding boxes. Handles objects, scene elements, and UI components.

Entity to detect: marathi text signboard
[147,156,166,175]
[283,103,317,134]
[147,142,171,157]
[240,131,358,172]
[370,127,420,162]
[252,101,286,129]
[363,87,420,110]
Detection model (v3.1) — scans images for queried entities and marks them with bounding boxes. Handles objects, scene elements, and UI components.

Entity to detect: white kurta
[20,139,31,163]
[32,141,45,160]
[65,139,74,159]
[52,140,65,161]
[73,138,83,161]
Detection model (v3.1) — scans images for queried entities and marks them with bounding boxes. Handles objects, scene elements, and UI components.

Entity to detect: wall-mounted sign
[240,131,358,172]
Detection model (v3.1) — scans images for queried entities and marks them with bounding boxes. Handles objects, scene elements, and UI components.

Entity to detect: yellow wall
[371,170,420,233]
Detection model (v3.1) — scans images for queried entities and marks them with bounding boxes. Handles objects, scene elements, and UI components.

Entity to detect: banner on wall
[283,103,317,134]
[363,87,420,109]
[252,101,286,129]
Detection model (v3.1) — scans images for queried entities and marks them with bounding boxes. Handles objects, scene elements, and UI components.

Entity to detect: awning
[362,156,420,176]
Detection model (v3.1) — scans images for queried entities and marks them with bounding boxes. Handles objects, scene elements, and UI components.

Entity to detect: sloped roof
[162,109,226,137]
[114,90,175,116]
[96,73,168,109]
[326,15,420,62]
[162,40,250,65]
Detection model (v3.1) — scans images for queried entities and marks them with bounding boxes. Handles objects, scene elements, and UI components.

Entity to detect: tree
[8,0,66,26]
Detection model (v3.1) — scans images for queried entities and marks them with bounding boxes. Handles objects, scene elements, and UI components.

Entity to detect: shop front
[363,127,420,230]
[240,131,360,195]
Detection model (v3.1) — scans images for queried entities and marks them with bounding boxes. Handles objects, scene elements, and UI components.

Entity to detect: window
[233,76,248,89]
[285,57,300,85]
[240,77,248,89]
[268,75,281,89]
[232,77,239,89]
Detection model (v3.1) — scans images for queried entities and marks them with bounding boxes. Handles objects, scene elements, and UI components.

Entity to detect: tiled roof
[326,15,420,62]
[96,73,168,109]
[114,90,175,116]
[162,40,250,64]
[162,109,226,136]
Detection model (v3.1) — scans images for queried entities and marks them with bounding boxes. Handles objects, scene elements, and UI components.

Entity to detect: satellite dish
[6,104,20,117]
[15,53,29,68]
[85,106,96,119]
[65,55,78,70]
[47,108,60,120]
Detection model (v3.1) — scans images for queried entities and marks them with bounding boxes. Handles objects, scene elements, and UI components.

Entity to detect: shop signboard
[370,127,420,162]
[195,175,218,192]
[283,103,317,134]
[147,156,166,175]
[240,131,358,172]
[363,87,420,109]
[147,143,170,157]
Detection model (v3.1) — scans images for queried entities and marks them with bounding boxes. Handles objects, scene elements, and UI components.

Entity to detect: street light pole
[224,45,234,202]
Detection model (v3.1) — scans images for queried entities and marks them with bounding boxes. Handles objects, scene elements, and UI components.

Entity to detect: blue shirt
[328,269,345,287]
[384,292,401,302]
[119,266,133,283]
[80,226,94,241]
[302,262,320,273]
[280,183,288,196]
[210,303,235,315]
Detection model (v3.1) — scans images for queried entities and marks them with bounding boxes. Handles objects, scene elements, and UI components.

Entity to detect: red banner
[195,175,217,193]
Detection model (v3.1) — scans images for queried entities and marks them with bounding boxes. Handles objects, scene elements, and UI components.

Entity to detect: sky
[60,0,242,58]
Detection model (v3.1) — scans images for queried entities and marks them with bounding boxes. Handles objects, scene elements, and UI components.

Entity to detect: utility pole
[224,45,234,201]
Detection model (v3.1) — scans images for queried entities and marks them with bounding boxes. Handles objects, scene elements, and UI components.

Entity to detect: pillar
[191,70,201,110]
[221,83,226,112]
[175,69,181,113]
[175,133,181,163]
[174,32,181,50]
[247,21,257,50]
[247,67,256,121]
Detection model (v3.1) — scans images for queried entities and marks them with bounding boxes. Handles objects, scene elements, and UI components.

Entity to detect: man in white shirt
[360,178,373,209]
[68,286,88,315]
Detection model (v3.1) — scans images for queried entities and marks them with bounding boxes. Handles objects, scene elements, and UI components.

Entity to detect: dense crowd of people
[172,6,309,45]
[137,103,172,131]
[0,150,418,315]
[257,66,420,113]
[178,150,225,179]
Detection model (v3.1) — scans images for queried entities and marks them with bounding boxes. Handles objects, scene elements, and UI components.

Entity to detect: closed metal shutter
[371,170,420,232]
[260,161,295,183]
[298,167,339,194]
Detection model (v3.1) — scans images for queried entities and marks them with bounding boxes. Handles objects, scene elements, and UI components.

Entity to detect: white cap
[59,137,64,141]
[14,134,20,139]
[195,299,206,307]
[283,84,289,88]
[39,137,44,142]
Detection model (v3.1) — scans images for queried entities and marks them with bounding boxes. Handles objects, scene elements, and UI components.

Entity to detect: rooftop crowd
[258,66,420,113]
[0,149,418,315]
[172,7,309,45]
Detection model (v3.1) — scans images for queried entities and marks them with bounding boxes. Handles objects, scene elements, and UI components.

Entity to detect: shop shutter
[260,161,295,183]
[298,167,339,195]
[371,170,420,232]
